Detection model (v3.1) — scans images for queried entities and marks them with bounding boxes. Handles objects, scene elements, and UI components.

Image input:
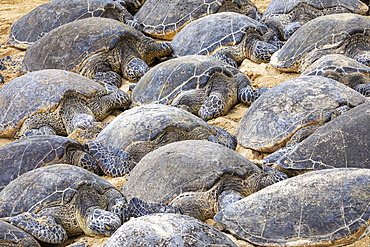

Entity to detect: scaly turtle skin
[235,76,367,153]
[301,54,370,96]
[269,101,370,177]
[171,12,281,65]
[0,69,130,138]
[92,104,237,172]
[131,55,267,121]
[134,0,260,40]
[270,13,370,72]
[104,213,237,247]
[121,140,287,221]
[0,219,40,247]
[21,18,173,86]
[214,168,370,246]
[9,0,146,50]
[0,164,126,244]
[263,0,368,40]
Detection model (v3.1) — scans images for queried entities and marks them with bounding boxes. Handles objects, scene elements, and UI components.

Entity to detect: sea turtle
[21,18,173,86]
[121,140,287,221]
[300,54,370,96]
[131,55,268,121]
[171,12,282,65]
[0,135,136,191]
[0,219,40,247]
[270,13,370,72]
[104,213,237,247]
[134,0,261,40]
[91,104,237,172]
[262,0,368,40]
[265,101,370,177]
[0,69,130,139]
[214,168,370,246]
[9,0,146,50]
[235,76,367,153]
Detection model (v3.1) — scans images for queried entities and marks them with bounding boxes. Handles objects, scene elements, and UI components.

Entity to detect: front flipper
[238,85,268,105]
[6,212,67,244]
[93,71,122,87]
[354,83,370,96]
[129,197,180,218]
[84,141,132,177]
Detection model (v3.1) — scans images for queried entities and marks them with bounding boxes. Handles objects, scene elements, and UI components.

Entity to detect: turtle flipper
[93,71,122,87]
[108,197,131,223]
[198,94,226,121]
[85,141,132,177]
[251,41,278,63]
[354,83,370,96]
[123,58,149,82]
[238,85,268,105]
[283,21,303,40]
[6,213,67,244]
[208,126,237,150]
[129,198,180,218]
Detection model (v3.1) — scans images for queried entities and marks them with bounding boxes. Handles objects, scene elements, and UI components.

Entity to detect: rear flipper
[6,213,67,244]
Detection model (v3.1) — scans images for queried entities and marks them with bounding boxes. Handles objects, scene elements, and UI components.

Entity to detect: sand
[0,0,368,246]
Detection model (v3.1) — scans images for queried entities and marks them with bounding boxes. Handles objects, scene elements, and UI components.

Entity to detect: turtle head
[250,40,278,63]
[88,84,130,120]
[85,207,121,236]
[138,37,173,65]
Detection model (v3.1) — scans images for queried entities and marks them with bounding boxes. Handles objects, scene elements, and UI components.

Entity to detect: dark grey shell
[301,54,370,82]
[95,104,236,165]
[270,13,370,72]
[0,135,89,191]
[0,69,107,138]
[0,164,118,218]
[0,219,40,247]
[104,213,237,247]
[121,140,262,204]
[263,0,368,17]
[275,101,370,175]
[214,168,370,246]
[131,55,248,106]
[134,0,258,40]
[171,12,271,57]
[235,76,367,153]
[21,17,145,73]
[9,0,126,49]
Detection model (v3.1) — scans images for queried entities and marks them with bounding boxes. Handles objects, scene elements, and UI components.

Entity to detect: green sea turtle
[0,69,130,139]
[21,17,173,86]
[235,76,367,153]
[270,13,370,72]
[264,101,370,177]
[300,54,370,96]
[214,168,370,246]
[0,219,40,247]
[134,0,261,40]
[171,12,282,65]
[262,0,368,40]
[104,213,237,247]
[9,0,146,49]
[131,55,267,121]
[122,140,287,221]
[92,104,237,172]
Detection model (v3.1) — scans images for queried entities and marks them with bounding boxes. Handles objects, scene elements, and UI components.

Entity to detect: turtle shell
[0,164,118,218]
[131,55,248,106]
[121,140,262,204]
[104,213,237,247]
[0,219,40,247]
[270,13,370,72]
[0,135,87,191]
[134,0,258,40]
[171,12,271,57]
[263,0,368,18]
[214,168,370,246]
[21,17,145,73]
[235,76,367,153]
[275,101,370,175]
[9,0,126,49]
[94,104,236,165]
[0,69,107,138]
